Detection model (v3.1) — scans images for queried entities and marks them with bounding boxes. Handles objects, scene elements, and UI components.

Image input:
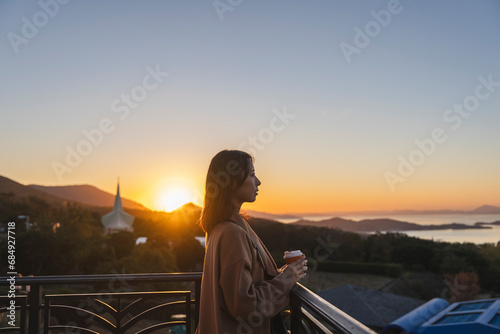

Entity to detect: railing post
[290,286,301,334]
[194,278,201,330]
[186,294,191,334]
[28,284,42,334]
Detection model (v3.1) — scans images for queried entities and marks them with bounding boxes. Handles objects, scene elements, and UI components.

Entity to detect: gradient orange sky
[1,1,499,214]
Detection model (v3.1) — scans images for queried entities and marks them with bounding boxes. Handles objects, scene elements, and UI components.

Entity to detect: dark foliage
[1,195,499,295]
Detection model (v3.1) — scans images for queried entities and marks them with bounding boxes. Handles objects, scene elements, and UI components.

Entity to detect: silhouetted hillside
[292,217,493,232]
[29,184,149,210]
[296,205,500,217]
[0,175,68,206]
[472,205,500,214]
[244,209,301,220]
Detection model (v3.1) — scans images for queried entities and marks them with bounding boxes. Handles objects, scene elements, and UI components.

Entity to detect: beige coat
[196,220,296,334]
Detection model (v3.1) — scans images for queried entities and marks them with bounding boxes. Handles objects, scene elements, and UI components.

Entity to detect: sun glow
[157,186,198,212]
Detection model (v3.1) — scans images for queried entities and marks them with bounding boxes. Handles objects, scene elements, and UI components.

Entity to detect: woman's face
[233,162,261,205]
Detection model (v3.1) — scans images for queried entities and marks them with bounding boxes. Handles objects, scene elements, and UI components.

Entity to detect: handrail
[0,272,203,285]
[291,283,376,334]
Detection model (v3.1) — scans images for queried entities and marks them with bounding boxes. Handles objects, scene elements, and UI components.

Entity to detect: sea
[276,213,500,244]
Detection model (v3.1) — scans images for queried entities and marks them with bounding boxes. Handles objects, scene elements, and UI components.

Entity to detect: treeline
[250,218,500,294]
[0,194,204,276]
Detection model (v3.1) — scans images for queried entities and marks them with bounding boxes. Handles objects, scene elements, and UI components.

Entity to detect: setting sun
[157,186,199,212]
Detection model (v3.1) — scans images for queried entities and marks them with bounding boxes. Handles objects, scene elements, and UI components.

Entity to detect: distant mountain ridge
[287,205,500,217]
[2,174,499,216]
[29,184,149,210]
[244,209,301,221]
[0,175,149,210]
[472,205,500,214]
[165,204,301,221]
[0,175,67,205]
[292,217,499,233]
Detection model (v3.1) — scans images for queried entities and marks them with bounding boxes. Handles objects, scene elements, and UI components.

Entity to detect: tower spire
[114,177,123,211]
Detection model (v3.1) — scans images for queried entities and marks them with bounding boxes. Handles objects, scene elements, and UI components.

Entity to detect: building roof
[383,297,500,334]
[318,284,425,329]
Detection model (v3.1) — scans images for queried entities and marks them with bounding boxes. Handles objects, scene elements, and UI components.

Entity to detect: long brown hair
[199,150,253,234]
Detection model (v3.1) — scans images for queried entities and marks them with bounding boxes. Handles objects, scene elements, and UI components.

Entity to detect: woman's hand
[279,256,308,283]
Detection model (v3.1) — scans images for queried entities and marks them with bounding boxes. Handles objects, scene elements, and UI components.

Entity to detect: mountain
[292,217,493,232]
[28,184,149,210]
[166,203,301,221]
[0,175,149,210]
[3,174,499,216]
[0,175,68,205]
[288,205,500,217]
[292,217,426,232]
[472,205,500,214]
[244,209,301,221]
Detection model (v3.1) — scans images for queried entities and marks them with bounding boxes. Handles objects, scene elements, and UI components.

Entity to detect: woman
[196,150,307,334]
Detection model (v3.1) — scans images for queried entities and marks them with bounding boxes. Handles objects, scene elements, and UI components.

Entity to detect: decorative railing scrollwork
[0,295,28,333]
[44,291,192,334]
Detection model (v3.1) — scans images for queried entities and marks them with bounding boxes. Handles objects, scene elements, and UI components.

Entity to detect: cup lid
[284,250,302,258]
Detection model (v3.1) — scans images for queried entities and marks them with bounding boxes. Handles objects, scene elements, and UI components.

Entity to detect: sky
[1,0,499,214]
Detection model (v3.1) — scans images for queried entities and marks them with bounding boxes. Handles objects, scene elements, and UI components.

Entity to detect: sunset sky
[1,0,499,214]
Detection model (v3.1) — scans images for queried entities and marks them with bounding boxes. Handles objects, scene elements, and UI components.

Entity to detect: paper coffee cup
[284,250,303,264]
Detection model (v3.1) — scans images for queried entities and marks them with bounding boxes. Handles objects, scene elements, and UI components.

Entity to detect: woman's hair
[199,150,253,234]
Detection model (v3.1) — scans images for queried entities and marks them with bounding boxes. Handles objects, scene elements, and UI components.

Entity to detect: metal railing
[1,273,375,334]
[0,273,201,334]
[290,283,376,334]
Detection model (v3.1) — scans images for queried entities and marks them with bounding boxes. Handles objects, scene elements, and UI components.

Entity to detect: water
[276,213,500,244]
[403,227,500,244]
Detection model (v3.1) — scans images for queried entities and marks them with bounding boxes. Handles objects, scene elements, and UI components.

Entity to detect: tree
[96,242,178,274]
[172,236,205,271]
[442,271,481,302]
[106,231,136,259]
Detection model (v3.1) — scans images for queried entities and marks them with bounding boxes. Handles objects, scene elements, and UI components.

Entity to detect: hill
[292,217,493,232]
[472,205,500,214]
[0,175,68,206]
[290,205,500,217]
[29,184,149,210]
[240,209,300,220]
[0,175,149,211]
